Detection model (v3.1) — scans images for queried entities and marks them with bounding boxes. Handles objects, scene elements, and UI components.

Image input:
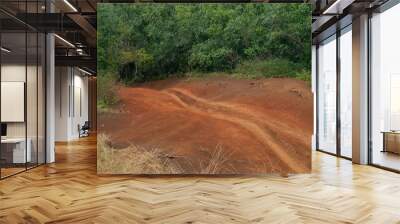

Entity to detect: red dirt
[98,77,313,174]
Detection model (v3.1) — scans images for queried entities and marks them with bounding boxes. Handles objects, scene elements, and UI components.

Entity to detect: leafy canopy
[98,3,311,83]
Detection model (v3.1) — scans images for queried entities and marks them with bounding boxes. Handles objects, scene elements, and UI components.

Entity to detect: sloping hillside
[98,77,313,174]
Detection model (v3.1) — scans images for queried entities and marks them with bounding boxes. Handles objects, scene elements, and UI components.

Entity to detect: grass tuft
[98,134,236,174]
[199,144,234,174]
[97,134,183,174]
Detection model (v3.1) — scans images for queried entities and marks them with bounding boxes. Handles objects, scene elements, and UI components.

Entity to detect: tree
[97,3,311,83]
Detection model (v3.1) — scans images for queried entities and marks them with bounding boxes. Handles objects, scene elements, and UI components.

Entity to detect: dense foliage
[98,4,311,84]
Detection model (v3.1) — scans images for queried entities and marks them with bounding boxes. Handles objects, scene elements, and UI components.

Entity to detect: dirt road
[98,77,313,174]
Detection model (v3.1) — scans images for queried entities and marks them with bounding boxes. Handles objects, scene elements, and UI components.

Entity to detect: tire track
[168,88,308,145]
[162,88,308,173]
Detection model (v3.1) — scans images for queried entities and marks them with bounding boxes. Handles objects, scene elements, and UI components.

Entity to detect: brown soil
[98,77,313,174]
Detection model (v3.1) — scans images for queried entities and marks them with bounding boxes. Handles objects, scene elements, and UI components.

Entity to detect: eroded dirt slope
[99,77,313,174]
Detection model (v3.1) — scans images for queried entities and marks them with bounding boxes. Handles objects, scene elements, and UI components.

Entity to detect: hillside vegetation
[97,4,311,106]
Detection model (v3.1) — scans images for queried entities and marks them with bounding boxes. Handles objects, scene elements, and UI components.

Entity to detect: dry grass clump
[97,134,183,174]
[98,134,236,174]
[199,144,234,174]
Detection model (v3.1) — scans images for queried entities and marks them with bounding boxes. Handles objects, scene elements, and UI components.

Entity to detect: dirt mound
[98,77,313,174]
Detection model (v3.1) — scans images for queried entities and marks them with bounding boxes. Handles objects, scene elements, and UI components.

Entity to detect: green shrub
[295,69,311,83]
[118,49,155,84]
[189,45,239,72]
[234,58,302,78]
[97,72,119,108]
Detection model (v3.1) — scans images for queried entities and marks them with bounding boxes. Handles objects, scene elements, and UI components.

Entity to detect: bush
[295,69,311,83]
[233,58,312,83]
[118,48,155,84]
[189,44,239,72]
[234,58,309,80]
[97,72,119,108]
